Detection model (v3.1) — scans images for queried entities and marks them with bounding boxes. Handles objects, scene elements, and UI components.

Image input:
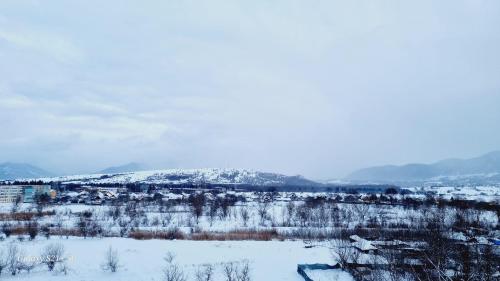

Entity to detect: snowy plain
[0,237,350,281]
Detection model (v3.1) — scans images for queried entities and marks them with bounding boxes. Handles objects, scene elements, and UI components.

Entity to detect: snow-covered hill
[30,168,319,186]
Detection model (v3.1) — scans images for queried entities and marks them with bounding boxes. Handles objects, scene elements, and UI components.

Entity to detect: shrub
[41,243,65,271]
[101,246,120,273]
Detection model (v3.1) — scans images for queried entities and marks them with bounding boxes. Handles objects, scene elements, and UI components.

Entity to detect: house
[372,240,410,249]
[350,235,379,254]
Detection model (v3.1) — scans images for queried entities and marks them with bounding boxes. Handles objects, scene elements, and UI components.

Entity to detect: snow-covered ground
[304,269,353,281]
[407,185,500,202]
[0,237,346,281]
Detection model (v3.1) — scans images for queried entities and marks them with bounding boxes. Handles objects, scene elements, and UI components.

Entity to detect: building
[22,185,52,203]
[0,185,54,203]
[0,185,23,203]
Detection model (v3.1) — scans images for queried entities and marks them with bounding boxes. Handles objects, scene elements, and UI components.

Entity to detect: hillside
[32,168,319,187]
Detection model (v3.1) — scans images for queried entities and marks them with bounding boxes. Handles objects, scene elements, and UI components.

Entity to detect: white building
[0,185,23,203]
[0,185,53,203]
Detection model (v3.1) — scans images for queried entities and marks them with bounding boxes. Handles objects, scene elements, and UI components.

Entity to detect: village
[0,182,498,280]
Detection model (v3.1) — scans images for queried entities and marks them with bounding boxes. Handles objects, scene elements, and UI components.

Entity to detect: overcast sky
[1,1,500,179]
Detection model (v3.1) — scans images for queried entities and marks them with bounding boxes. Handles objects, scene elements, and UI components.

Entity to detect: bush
[191,229,279,241]
[129,228,185,240]
[41,243,65,271]
[163,252,186,281]
[27,222,39,240]
[1,223,12,238]
[6,243,22,275]
[101,246,120,273]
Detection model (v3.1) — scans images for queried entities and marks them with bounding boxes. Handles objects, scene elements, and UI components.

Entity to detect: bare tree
[0,248,7,275]
[164,251,176,263]
[295,204,311,227]
[34,192,51,215]
[1,223,12,238]
[329,233,360,278]
[41,243,65,271]
[55,261,70,275]
[478,244,496,281]
[101,246,120,272]
[223,262,237,281]
[239,207,250,227]
[223,261,251,281]
[17,258,37,274]
[109,205,122,221]
[237,261,251,281]
[189,193,206,225]
[408,214,454,281]
[7,243,22,275]
[195,264,214,281]
[161,212,173,227]
[257,202,269,226]
[379,244,405,281]
[27,221,38,240]
[163,264,187,281]
[207,201,218,227]
[352,203,370,224]
[11,195,22,213]
[163,252,186,281]
[54,212,64,237]
[285,201,295,226]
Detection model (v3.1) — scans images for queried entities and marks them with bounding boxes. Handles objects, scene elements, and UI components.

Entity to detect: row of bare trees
[0,242,68,276]
[162,253,251,281]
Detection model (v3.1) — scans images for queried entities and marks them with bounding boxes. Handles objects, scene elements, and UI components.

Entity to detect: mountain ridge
[99,162,148,174]
[347,151,500,183]
[0,162,53,180]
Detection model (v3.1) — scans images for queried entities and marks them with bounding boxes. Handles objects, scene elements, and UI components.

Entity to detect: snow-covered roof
[349,235,377,251]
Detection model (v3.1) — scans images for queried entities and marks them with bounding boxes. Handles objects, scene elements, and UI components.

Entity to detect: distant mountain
[99,162,147,174]
[34,168,319,187]
[0,162,53,180]
[347,151,500,183]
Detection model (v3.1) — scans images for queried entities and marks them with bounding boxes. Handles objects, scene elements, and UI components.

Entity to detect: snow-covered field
[0,237,347,281]
[407,185,500,202]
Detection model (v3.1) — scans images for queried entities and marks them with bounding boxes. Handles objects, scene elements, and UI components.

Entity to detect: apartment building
[0,185,23,203]
[0,185,53,203]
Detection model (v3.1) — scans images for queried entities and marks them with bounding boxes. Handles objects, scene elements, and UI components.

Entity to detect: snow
[406,185,500,202]
[303,268,354,281]
[0,237,352,281]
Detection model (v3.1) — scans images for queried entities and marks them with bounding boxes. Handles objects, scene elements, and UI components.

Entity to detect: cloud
[0,26,83,63]
[0,0,499,178]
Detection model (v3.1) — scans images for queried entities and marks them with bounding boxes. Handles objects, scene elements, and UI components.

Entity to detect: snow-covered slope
[31,168,318,186]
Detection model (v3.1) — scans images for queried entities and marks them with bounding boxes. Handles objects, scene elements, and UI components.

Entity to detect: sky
[1,0,500,179]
